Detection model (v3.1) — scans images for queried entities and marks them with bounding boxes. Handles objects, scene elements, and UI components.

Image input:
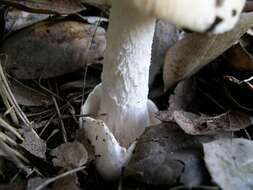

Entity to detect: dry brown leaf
[10,80,50,106]
[0,184,26,190]
[126,123,215,187]
[27,177,47,190]
[20,129,46,159]
[156,79,198,122]
[1,0,85,14]
[204,138,253,190]
[163,13,253,90]
[226,44,253,71]
[1,20,106,79]
[173,110,253,135]
[51,175,80,190]
[51,141,88,169]
[150,20,179,86]
[5,9,49,32]
[20,128,46,159]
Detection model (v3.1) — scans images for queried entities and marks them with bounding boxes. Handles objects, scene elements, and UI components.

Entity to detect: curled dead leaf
[1,20,106,79]
[5,9,49,32]
[10,80,50,106]
[226,44,253,72]
[20,128,46,159]
[163,13,253,90]
[1,0,85,14]
[204,138,253,190]
[173,110,253,135]
[51,141,88,169]
[126,123,214,187]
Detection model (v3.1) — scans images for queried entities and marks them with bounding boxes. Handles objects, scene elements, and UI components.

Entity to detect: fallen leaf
[10,80,51,106]
[1,20,106,79]
[20,128,46,159]
[0,184,26,190]
[204,138,253,190]
[126,123,214,187]
[163,13,253,90]
[27,177,47,190]
[150,20,179,87]
[173,110,253,135]
[51,175,80,190]
[156,79,198,122]
[226,44,253,72]
[1,0,85,14]
[5,8,49,32]
[51,141,88,169]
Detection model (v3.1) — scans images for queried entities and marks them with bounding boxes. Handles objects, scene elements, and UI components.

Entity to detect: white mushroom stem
[81,0,159,179]
[100,0,159,147]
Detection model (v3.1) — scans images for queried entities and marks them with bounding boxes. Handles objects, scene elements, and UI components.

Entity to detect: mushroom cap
[132,0,246,34]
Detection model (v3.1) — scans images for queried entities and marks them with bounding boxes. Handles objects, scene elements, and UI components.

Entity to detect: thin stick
[39,113,57,137]
[34,166,86,190]
[0,63,31,126]
[52,96,67,143]
[0,117,23,140]
[0,131,18,146]
[0,86,18,124]
[0,62,40,139]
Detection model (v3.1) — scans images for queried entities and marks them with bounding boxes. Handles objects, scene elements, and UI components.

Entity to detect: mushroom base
[80,83,160,179]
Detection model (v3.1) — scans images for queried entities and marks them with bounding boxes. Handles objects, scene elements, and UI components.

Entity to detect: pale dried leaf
[51,175,80,190]
[10,80,50,106]
[164,13,253,90]
[51,142,88,169]
[27,177,47,190]
[126,123,215,187]
[204,138,253,190]
[20,128,46,159]
[1,0,85,14]
[173,110,253,135]
[150,20,179,86]
[5,9,49,32]
[1,20,106,79]
[226,44,253,71]
[156,79,197,122]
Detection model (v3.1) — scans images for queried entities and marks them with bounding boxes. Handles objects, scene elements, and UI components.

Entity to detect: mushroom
[80,0,245,179]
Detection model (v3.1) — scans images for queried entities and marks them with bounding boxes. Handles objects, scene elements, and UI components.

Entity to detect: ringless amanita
[80,0,245,179]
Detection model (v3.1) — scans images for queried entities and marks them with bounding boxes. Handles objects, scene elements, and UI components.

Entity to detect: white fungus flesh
[81,0,160,179]
[80,0,246,179]
[132,0,246,34]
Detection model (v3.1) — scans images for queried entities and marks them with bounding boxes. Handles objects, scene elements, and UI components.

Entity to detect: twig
[0,60,40,139]
[81,17,102,105]
[0,138,28,168]
[0,131,18,146]
[46,129,59,142]
[34,166,86,190]
[0,86,18,124]
[52,96,67,143]
[0,62,31,126]
[39,113,57,137]
[0,117,23,140]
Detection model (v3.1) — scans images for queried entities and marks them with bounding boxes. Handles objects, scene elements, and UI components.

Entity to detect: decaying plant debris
[0,1,252,190]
